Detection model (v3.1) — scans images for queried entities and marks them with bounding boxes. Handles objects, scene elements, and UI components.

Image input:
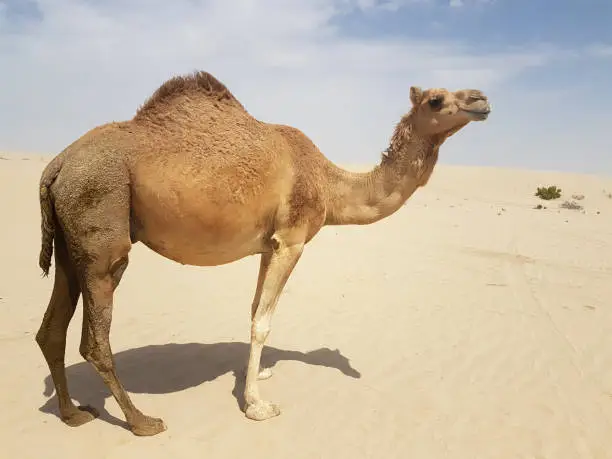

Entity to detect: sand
[1,154,612,458]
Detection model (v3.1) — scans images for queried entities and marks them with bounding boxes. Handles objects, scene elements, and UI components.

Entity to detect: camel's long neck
[323,118,439,226]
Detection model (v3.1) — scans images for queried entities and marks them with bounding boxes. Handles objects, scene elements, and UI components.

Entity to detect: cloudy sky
[1,0,611,174]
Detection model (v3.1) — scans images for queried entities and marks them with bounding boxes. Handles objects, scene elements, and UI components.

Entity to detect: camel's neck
[323,116,439,226]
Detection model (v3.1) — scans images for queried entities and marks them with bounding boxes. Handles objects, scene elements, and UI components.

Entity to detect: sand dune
[1,155,611,458]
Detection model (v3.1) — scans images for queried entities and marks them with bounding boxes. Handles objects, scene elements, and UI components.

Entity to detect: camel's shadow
[39,342,361,429]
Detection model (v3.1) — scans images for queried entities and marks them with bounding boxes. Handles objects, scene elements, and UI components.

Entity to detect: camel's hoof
[61,405,99,427]
[245,401,281,421]
[258,367,273,380]
[130,416,167,437]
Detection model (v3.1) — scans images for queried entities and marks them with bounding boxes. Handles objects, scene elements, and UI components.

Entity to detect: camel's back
[125,71,290,183]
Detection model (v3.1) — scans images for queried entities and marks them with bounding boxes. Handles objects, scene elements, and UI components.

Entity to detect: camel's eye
[428,97,443,110]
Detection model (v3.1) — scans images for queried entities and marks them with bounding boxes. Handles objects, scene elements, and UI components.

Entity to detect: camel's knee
[36,321,66,352]
[79,318,114,372]
[79,327,113,372]
[35,328,52,351]
[35,327,53,348]
[252,316,271,344]
[36,283,78,351]
[80,344,113,372]
[36,332,68,367]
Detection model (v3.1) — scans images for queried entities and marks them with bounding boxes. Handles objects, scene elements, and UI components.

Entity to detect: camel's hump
[134,70,246,120]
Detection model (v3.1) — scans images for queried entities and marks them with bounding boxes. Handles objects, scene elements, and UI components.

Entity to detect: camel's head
[409,86,491,137]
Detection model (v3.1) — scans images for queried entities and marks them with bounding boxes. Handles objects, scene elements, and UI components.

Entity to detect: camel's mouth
[458,97,491,121]
[462,108,491,121]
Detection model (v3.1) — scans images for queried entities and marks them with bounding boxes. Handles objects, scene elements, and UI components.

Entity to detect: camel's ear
[410,86,423,106]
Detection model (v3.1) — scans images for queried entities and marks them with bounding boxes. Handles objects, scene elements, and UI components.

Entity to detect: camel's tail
[38,153,64,276]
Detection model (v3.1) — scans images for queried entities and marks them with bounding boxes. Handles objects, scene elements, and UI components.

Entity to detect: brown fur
[134,70,246,121]
[35,72,491,435]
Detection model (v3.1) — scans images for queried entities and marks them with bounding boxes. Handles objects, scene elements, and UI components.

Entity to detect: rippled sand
[2,155,612,458]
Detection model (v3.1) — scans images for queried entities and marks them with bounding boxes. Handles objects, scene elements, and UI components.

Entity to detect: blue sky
[1,0,611,174]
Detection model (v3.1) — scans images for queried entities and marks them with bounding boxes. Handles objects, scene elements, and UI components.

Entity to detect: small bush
[560,200,583,210]
[535,185,562,200]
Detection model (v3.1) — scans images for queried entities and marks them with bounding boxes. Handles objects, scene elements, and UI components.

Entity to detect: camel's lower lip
[463,109,491,120]
[463,109,491,115]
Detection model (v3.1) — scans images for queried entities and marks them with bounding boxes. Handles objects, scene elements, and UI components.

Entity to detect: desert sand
[1,154,611,458]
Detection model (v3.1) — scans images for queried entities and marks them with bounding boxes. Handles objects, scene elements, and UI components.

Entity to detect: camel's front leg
[244,239,303,421]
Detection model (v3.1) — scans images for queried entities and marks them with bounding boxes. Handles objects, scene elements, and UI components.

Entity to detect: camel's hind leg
[78,251,165,436]
[35,228,98,427]
[70,194,166,436]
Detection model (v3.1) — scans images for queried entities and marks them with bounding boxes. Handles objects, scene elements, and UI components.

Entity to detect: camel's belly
[136,226,268,266]
[130,189,277,267]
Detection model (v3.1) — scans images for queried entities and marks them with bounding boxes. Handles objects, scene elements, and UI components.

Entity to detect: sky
[0,0,611,174]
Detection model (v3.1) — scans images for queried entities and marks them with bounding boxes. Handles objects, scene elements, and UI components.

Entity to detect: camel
[35,70,491,436]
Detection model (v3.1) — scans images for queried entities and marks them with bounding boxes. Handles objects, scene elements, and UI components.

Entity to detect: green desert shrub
[535,185,562,200]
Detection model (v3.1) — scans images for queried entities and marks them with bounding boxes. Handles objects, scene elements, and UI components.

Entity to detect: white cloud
[449,0,497,7]
[585,44,612,58]
[0,0,609,173]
